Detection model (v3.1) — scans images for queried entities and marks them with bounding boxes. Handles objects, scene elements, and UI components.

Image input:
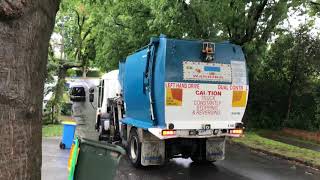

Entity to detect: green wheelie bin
[68,137,126,180]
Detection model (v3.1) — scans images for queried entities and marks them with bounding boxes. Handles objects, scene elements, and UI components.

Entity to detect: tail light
[229,129,243,135]
[162,130,176,136]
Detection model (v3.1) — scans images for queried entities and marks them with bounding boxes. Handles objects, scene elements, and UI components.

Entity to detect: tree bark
[0,0,60,179]
[285,80,294,127]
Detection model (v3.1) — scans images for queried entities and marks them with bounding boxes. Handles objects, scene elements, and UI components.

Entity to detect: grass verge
[231,131,320,169]
[42,124,63,137]
[257,129,320,147]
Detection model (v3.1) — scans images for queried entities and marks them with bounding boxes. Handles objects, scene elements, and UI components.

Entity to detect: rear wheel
[128,128,142,167]
[191,156,212,164]
[191,141,213,164]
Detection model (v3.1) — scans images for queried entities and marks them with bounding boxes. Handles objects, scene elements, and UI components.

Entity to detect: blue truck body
[119,35,246,130]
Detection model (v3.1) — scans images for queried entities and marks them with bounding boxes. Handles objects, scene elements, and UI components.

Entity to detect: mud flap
[141,141,165,166]
[206,138,225,161]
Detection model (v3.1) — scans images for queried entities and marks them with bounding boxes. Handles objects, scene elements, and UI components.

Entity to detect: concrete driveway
[42,138,69,180]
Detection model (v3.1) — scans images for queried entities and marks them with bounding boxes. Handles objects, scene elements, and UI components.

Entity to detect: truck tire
[191,156,212,164]
[191,142,213,164]
[128,128,142,167]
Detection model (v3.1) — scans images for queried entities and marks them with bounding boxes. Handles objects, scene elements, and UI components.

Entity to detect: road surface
[42,138,320,180]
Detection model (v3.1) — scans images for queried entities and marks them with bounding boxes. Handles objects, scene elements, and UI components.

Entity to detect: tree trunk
[82,66,87,77]
[0,1,60,179]
[285,85,293,127]
[52,66,67,123]
[51,63,81,123]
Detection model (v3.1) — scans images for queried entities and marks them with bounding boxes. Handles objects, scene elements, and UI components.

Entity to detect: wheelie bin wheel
[59,142,66,149]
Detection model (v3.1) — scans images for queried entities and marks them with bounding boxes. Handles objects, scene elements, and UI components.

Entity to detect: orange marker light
[230,129,243,134]
[162,130,176,136]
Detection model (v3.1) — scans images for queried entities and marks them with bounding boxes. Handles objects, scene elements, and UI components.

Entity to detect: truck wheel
[191,149,213,164]
[128,129,141,167]
[191,155,214,164]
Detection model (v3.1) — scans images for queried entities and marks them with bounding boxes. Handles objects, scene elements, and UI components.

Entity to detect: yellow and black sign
[232,91,247,107]
[166,88,183,106]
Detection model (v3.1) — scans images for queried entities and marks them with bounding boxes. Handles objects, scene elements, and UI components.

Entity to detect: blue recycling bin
[60,121,77,149]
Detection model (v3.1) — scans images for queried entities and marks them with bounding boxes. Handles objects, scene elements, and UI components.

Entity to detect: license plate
[198,129,213,136]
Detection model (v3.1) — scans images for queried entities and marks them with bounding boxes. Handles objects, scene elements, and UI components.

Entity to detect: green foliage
[56,0,98,75]
[92,0,183,70]
[90,0,305,71]
[247,26,320,131]
[51,0,320,131]
[53,0,307,72]
[66,68,77,76]
[309,0,320,16]
[61,102,72,116]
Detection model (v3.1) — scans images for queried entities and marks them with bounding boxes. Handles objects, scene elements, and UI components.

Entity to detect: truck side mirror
[89,88,94,102]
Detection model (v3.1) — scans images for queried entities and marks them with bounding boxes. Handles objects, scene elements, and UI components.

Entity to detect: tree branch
[74,9,81,28]
[227,25,232,39]
[240,0,268,45]
[82,26,92,41]
[310,1,320,6]
[61,62,82,70]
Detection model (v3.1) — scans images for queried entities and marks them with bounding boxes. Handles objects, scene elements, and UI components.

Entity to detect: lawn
[232,131,320,168]
[42,124,63,137]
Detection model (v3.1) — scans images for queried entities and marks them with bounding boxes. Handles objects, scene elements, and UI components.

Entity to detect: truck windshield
[70,87,85,97]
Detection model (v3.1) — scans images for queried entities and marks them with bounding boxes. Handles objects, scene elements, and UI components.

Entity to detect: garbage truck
[95,35,249,167]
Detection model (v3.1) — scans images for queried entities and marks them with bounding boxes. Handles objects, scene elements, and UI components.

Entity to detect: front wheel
[128,128,142,167]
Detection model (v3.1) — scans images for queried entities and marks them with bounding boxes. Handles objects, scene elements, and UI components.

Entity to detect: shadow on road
[116,156,248,180]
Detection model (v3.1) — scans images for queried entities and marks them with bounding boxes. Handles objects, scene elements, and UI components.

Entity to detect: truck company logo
[166,88,183,106]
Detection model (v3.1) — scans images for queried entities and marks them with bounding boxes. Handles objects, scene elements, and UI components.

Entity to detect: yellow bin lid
[62,121,77,125]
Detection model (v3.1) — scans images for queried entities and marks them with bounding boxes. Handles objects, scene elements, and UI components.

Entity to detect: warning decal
[183,61,231,82]
[232,91,247,107]
[231,61,247,85]
[165,82,249,124]
[166,88,183,106]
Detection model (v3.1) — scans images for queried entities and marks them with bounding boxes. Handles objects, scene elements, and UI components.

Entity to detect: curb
[42,136,61,140]
[228,140,320,170]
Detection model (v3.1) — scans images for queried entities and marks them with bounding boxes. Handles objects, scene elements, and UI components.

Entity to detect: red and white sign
[165,82,248,129]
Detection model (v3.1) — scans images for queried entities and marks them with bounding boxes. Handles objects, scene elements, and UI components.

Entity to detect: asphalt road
[42,138,320,180]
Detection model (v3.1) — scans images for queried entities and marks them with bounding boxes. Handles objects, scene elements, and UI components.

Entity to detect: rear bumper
[148,128,242,140]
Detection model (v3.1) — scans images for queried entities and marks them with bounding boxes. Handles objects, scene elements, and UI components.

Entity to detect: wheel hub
[130,136,138,160]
